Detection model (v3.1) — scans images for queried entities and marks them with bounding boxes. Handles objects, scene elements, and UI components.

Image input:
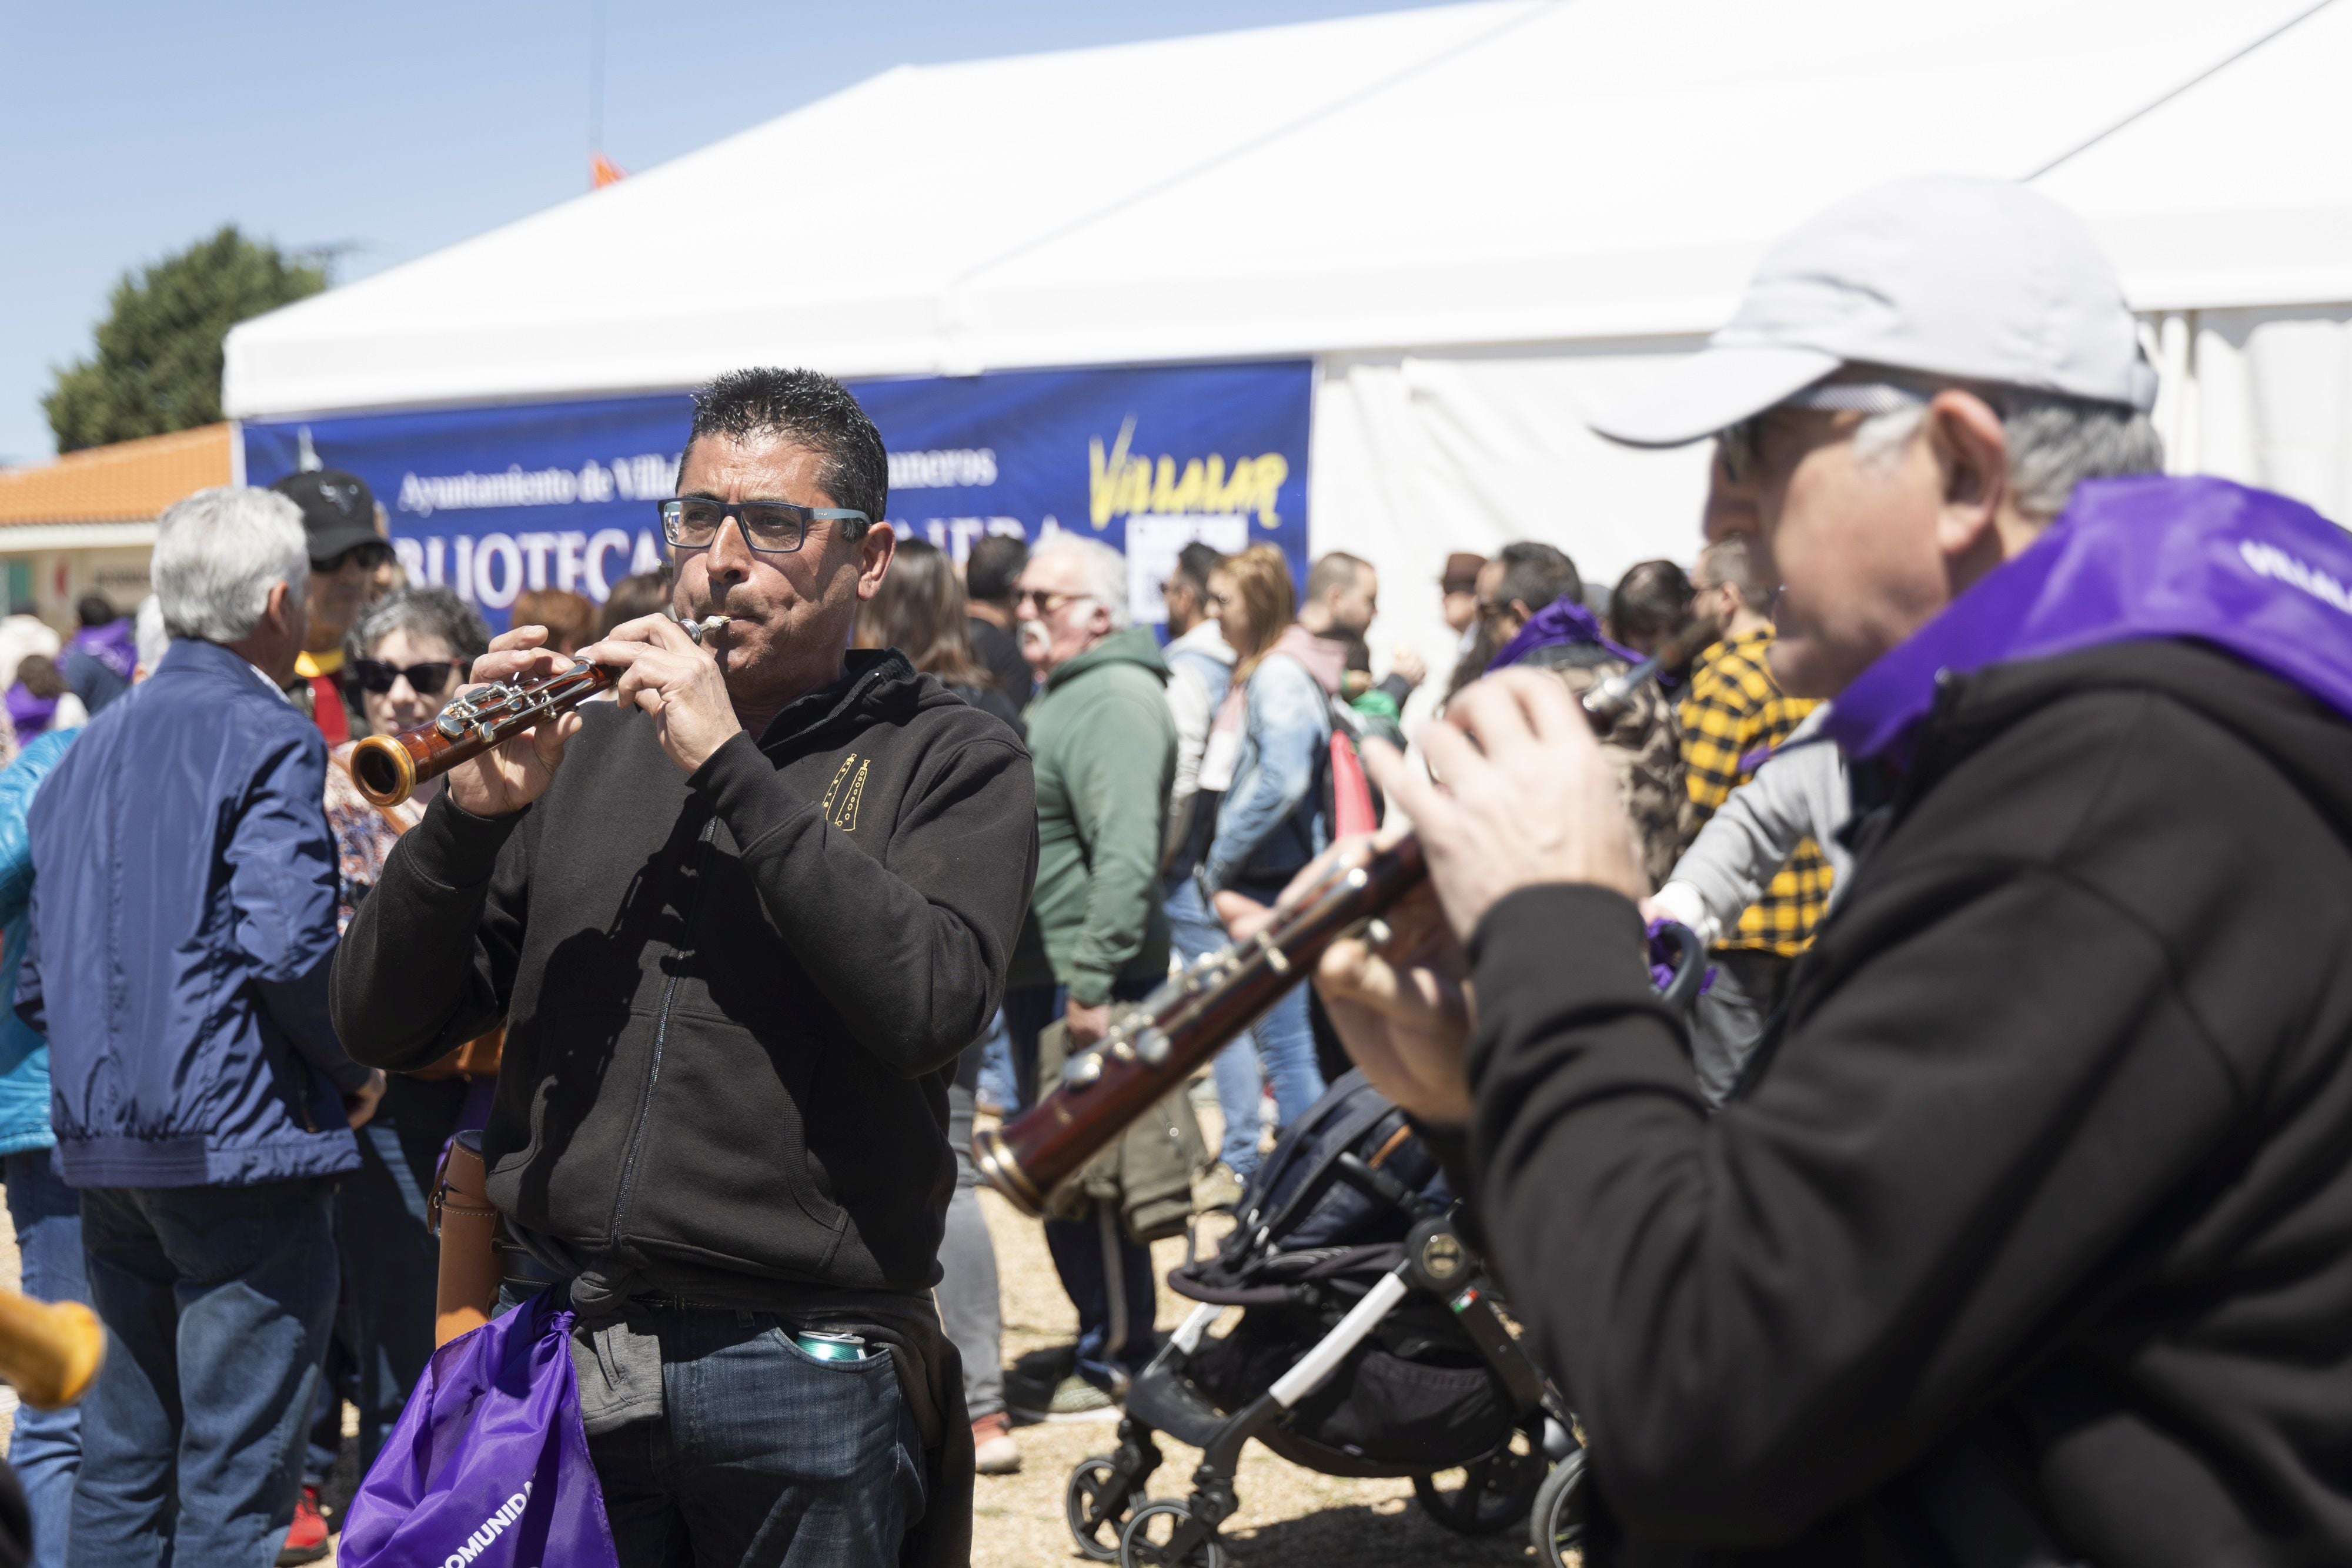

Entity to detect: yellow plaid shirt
[1678,628,1832,956]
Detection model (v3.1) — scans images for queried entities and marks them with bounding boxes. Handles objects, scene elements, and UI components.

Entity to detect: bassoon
[974,617,1720,1215]
[347,616,729,808]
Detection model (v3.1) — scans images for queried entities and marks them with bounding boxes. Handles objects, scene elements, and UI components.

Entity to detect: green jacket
[1020,627,1177,1007]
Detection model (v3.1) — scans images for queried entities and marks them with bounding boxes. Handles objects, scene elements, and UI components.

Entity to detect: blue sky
[0,0,1440,467]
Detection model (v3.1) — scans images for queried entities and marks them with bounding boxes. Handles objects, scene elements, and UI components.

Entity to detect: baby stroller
[1063,925,1702,1568]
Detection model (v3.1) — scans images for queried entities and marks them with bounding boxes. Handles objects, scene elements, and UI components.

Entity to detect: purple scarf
[65,619,136,682]
[1489,595,1644,674]
[339,1288,619,1568]
[4,686,56,739]
[1825,476,2352,766]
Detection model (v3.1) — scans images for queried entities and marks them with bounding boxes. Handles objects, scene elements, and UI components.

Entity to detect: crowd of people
[0,170,2346,1568]
[0,467,695,1568]
[0,255,1775,1568]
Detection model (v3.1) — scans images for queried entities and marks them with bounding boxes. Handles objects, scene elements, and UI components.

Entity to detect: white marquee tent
[226,0,2352,683]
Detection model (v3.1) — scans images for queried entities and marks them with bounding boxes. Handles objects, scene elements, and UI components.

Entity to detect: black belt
[497,1242,566,1292]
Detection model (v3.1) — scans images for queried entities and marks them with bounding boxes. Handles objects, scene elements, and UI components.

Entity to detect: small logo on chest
[821,754,870,831]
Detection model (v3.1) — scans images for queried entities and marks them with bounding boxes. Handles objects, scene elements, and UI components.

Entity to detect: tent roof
[225,0,2352,420]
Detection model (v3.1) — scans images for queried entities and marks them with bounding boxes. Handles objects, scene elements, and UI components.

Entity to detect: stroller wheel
[1066,1455,1145,1562]
[1118,1499,1226,1568]
[1413,1417,1546,1536]
[1530,1447,1589,1565]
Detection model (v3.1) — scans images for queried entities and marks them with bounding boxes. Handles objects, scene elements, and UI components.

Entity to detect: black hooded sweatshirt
[331,649,1038,1298]
[1465,640,2352,1565]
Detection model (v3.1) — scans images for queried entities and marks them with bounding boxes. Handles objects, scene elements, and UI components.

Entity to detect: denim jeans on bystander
[71,1178,338,1568]
[4,1150,88,1568]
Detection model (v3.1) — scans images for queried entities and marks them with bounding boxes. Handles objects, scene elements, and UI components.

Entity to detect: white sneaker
[971,1412,1021,1475]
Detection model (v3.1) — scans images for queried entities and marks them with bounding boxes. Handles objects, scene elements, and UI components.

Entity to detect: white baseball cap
[1590,175,2158,448]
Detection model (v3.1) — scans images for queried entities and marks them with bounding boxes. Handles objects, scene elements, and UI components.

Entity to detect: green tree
[44,226,325,452]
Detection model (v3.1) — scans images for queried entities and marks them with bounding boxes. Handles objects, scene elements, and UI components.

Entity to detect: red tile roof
[0,424,232,527]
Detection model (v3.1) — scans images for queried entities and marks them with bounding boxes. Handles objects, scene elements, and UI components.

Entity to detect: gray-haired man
[1005,534,1190,1415]
[22,487,384,1568]
[1318,177,2352,1562]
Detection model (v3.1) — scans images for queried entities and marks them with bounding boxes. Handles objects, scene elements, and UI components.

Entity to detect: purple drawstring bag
[338,1287,619,1568]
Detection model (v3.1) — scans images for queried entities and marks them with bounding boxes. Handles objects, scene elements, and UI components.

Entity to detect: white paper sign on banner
[1124,514,1252,625]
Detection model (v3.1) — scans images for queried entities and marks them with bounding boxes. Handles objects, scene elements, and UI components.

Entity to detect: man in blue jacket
[18,486,383,1568]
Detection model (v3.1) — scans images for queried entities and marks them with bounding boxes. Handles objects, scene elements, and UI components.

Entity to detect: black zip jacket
[331,650,1038,1296]
[1465,640,2352,1564]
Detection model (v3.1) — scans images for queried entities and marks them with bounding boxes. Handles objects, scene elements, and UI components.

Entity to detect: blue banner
[241,362,1311,633]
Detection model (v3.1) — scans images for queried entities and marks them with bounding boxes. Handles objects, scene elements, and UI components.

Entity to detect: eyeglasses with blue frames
[655,496,871,556]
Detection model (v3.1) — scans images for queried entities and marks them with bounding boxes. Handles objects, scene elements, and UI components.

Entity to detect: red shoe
[278,1485,330,1566]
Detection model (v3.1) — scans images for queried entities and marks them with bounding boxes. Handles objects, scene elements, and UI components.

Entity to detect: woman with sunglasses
[325,587,490,901]
[309,586,496,1506]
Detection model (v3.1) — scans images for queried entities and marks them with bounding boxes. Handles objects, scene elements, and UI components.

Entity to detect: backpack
[1224,1068,1451,1256]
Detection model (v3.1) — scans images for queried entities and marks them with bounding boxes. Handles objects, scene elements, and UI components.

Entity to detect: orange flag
[590,152,627,189]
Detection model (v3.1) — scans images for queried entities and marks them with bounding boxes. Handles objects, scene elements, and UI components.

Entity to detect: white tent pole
[2155,312,2203,476]
[2178,310,2203,477]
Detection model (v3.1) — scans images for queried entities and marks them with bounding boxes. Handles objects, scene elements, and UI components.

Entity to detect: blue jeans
[1164,879,1265,1178]
[72,1179,338,1568]
[307,1075,469,1486]
[5,1151,88,1568]
[1168,879,1324,1179]
[1240,985,1323,1178]
[582,1303,926,1567]
[974,1011,1020,1115]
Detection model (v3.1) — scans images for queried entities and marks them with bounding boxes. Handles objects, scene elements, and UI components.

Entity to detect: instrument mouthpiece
[682,615,730,646]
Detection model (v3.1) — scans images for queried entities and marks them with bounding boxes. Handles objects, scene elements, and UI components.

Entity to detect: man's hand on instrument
[446,626,586,818]
[583,614,744,776]
[1065,997,1112,1051]
[1361,669,1646,942]
[1212,889,1279,943]
[1304,837,1478,1128]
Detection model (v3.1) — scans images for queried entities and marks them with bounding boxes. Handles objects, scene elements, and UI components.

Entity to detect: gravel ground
[973,1172,1540,1567]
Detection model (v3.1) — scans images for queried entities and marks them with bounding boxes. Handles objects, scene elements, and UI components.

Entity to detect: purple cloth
[4,686,56,740]
[65,620,136,682]
[1646,917,1715,999]
[1489,595,1645,675]
[438,1076,499,1181]
[339,1288,619,1568]
[1826,476,2352,768]
[456,1074,496,1138]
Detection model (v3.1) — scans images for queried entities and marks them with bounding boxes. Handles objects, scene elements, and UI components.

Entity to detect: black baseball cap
[271,470,386,569]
